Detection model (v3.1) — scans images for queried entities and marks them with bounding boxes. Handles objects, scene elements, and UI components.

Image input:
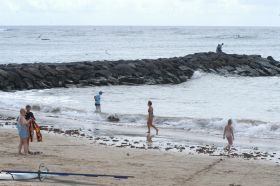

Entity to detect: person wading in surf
[223,119,234,152]
[94,91,103,113]
[147,101,159,135]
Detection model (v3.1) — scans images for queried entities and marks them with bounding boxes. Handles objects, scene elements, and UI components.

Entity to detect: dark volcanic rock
[0,52,279,91]
[107,114,120,122]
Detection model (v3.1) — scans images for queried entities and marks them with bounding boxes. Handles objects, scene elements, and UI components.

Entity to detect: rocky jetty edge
[0,52,279,91]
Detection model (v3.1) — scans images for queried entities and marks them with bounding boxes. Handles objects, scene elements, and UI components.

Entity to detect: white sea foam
[191,71,204,79]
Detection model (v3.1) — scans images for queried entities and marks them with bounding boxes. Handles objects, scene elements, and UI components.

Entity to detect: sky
[0,0,279,26]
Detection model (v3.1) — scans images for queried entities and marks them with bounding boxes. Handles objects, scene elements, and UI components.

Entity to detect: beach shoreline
[0,128,280,186]
[1,111,280,164]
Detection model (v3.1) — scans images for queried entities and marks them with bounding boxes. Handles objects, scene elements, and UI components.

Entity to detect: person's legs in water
[95,105,101,113]
[147,118,158,134]
[151,124,159,135]
[146,133,152,143]
[147,121,151,133]
[147,117,152,133]
[226,136,233,152]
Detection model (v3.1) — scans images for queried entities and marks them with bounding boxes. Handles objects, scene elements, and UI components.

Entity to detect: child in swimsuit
[223,119,234,152]
[17,108,31,155]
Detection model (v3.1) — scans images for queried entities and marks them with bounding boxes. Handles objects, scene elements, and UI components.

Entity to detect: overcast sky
[0,0,279,26]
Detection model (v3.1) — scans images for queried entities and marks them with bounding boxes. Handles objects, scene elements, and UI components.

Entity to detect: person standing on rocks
[94,91,103,113]
[147,101,159,135]
[216,43,224,53]
[223,119,234,152]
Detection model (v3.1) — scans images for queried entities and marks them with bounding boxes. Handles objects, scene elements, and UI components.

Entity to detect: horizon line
[1,25,280,27]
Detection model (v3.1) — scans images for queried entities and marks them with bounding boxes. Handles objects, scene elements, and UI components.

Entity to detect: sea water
[0,26,280,64]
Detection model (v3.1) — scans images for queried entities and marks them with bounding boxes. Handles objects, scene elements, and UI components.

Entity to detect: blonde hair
[20,108,26,115]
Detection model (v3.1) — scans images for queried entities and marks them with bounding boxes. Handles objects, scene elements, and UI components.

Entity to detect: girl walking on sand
[147,101,159,135]
[223,119,234,151]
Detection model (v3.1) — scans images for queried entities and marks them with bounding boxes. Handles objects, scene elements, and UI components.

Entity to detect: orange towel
[29,119,42,142]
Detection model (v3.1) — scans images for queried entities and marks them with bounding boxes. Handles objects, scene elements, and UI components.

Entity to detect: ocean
[0,26,280,154]
[0,26,280,64]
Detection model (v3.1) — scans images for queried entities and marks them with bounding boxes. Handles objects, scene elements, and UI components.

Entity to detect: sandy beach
[0,129,279,186]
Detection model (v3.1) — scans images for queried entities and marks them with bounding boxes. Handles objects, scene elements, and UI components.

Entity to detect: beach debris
[107,114,120,122]
[165,147,173,151]
[64,129,79,135]
[242,153,254,159]
[0,116,16,120]
[39,126,49,131]
[196,146,216,154]
[53,128,63,134]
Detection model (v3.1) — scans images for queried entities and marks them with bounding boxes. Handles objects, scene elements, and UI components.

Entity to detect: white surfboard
[0,172,38,180]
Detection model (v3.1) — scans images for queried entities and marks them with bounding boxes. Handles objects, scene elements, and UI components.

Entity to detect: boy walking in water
[94,91,103,113]
[147,101,159,135]
[223,119,234,151]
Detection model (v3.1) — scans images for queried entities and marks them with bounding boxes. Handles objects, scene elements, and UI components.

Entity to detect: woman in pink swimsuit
[223,119,234,151]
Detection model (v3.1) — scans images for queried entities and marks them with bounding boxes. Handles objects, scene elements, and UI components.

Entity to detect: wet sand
[0,129,280,186]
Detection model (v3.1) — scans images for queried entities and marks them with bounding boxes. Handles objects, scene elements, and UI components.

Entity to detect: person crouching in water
[17,108,31,155]
[147,101,159,135]
[223,119,234,152]
[94,91,103,113]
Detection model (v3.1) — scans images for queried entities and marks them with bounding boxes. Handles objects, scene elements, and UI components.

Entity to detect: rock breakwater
[0,52,279,91]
